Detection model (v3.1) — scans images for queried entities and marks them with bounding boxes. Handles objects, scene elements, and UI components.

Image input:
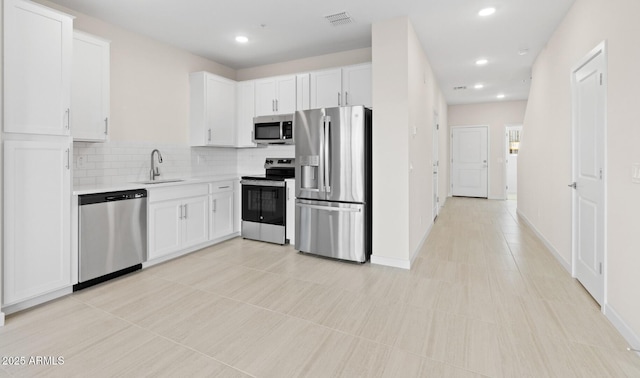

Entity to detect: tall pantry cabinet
[2,0,74,309]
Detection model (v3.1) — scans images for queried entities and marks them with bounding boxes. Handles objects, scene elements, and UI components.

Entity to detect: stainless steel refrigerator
[294,106,372,263]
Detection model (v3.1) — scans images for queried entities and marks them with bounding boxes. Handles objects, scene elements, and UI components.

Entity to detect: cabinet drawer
[148,183,209,203]
[209,180,234,194]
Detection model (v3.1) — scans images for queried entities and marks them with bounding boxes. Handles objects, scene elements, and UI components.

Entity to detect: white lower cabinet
[285,179,295,244]
[210,190,234,240]
[3,139,72,306]
[147,184,209,261]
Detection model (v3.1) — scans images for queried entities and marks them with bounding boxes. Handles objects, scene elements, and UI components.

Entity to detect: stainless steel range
[240,158,295,244]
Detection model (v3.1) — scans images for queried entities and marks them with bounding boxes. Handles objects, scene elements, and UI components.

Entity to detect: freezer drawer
[295,199,366,262]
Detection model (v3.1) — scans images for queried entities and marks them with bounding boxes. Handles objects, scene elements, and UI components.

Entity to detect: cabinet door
[310,69,342,109]
[275,76,296,114]
[342,64,372,108]
[4,140,71,305]
[182,196,210,249]
[254,79,276,116]
[148,199,183,260]
[236,80,256,147]
[72,31,110,141]
[206,74,236,146]
[296,74,311,111]
[285,179,295,244]
[4,0,72,135]
[210,191,234,240]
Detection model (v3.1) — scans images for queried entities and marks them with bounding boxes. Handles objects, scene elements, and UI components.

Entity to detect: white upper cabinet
[254,75,296,116]
[310,68,342,109]
[72,31,110,142]
[4,0,73,135]
[236,80,257,147]
[342,63,372,108]
[190,71,236,147]
[296,73,311,111]
[310,63,372,109]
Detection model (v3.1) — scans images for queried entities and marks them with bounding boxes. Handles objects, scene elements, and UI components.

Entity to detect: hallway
[1,198,639,377]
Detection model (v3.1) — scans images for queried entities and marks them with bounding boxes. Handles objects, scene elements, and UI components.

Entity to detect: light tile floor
[2,197,639,377]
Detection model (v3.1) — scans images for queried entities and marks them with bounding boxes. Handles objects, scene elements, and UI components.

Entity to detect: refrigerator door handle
[324,118,331,193]
[296,202,361,213]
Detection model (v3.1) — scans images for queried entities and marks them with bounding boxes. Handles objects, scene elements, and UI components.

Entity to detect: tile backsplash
[73,141,294,187]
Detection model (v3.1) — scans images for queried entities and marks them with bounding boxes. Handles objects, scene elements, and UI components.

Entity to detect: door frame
[449,125,490,198]
[570,40,608,306]
[504,124,523,200]
[433,111,440,220]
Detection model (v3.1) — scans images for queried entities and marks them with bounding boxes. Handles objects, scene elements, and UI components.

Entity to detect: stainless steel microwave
[252,114,294,144]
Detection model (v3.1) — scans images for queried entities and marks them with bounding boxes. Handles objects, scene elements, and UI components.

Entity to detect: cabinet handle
[179,205,183,219]
[275,99,278,112]
[287,187,290,201]
[184,204,188,219]
[272,99,275,112]
[213,199,217,212]
[218,186,230,189]
[65,148,70,170]
[104,117,109,135]
[345,92,349,105]
[208,129,212,142]
[65,108,70,129]
[338,92,341,106]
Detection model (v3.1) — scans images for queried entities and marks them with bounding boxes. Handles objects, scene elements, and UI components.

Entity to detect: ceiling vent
[325,11,354,26]
[453,86,467,91]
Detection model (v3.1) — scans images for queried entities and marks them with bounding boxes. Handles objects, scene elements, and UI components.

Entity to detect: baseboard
[2,286,73,316]
[604,303,640,355]
[143,233,240,268]
[516,209,572,274]
[411,222,433,265]
[371,255,411,270]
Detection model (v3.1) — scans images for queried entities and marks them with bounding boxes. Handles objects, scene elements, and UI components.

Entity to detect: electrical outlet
[76,156,85,169]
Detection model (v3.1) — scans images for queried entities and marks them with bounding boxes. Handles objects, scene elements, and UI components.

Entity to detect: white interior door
[571,43,606,305]
[505,125,522,199]
[451,126,488,198]
[432,114,440,220]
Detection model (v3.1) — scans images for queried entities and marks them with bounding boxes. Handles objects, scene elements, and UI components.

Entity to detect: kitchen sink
[136,179,184,185]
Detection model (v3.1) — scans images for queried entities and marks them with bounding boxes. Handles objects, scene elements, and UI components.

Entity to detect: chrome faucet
[150,149,163,181]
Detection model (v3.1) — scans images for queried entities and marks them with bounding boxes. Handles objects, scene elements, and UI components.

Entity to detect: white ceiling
[47,0,576,105]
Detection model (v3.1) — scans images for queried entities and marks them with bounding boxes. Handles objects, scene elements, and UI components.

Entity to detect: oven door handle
[240,180,286,187]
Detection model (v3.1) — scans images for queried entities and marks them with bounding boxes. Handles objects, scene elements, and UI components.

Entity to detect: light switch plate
[76,156,86,169]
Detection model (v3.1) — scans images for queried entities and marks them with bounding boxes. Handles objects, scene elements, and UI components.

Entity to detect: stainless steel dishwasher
[75,189,147,291]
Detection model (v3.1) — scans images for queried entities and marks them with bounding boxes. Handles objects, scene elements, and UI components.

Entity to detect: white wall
[236,48,371,81]
[36,0,235,144]
[519,0,640,348]
[371,17,448,268]
[449,101,527,199]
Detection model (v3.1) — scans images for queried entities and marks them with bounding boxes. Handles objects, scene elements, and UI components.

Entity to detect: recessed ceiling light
[474,84,484,89]
[479,7,496,16]
[497,94,506,99]
[235,35,249,43]
[476,59,488,66]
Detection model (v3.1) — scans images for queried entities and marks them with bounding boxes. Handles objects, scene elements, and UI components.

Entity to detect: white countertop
[73,175,240,195]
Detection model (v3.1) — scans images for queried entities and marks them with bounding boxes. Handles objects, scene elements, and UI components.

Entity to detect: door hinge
[437,196,440,203]
[600,168,603,180]
[599,262,603,274]
[437,124,439,130]
[600,73,603,85]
